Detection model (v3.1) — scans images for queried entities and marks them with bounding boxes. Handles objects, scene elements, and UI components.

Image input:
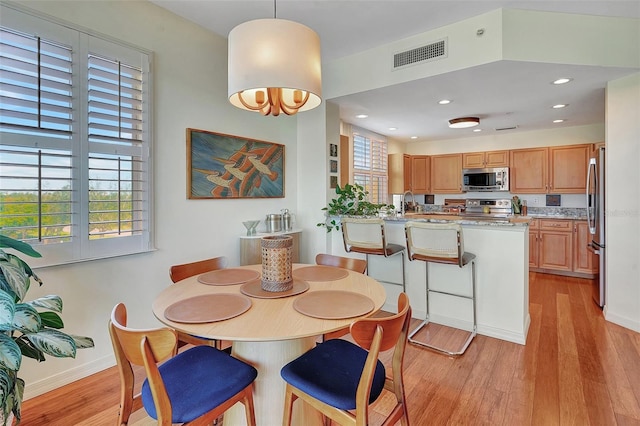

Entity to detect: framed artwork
[329,143,338,157]
[330,175,338,189]
[187,129,285,199]
[330,160,338,173]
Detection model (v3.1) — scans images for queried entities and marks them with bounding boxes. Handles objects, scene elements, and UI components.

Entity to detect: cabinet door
[529,219,539,268]
[430,154,462,193]
[462,152,485,168]
[388,153,409,194]
[403,154,412,192]
[411,155,430,193]
[539,231,572,271]
[510,148,548,193]
[573,221,597,274]
[549,144,590,193]
[484,150,509,167]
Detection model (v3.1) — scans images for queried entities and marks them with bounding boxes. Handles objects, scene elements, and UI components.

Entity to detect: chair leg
[282,384,296,426]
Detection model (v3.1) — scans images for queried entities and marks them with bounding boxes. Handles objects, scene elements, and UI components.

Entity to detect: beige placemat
[197,268,260,286]
[240,278,309,299]
[164,294,251,323]
[293,290,374,319]
[293,265,349,281]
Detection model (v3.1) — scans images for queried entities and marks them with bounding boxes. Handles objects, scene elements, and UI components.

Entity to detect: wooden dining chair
[315,253,367,274]
[169,256,227,349]
[109,303,257,426]
[315,253,368,341]
[281,293,412,426]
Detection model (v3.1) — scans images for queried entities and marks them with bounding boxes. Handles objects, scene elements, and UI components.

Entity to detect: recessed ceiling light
[448,117,480,128]
[410,136,418,139]
[552,78,572,85]
[355,114,368,119]
[553,119,565,123]
[388,127,397,131]
[473,128,482,132]
[552,104,568,109]
[438,99,451,105]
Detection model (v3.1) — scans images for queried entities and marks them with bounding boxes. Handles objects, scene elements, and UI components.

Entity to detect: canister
[265,213,282,233]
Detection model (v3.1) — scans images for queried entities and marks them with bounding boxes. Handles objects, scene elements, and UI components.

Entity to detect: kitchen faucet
[402,190,415,216]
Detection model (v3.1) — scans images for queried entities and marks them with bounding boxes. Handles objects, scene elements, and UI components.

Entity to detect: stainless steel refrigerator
[586,146,606,308]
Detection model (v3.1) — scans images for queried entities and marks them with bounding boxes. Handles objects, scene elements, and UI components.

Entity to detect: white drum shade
[228,19,322,116]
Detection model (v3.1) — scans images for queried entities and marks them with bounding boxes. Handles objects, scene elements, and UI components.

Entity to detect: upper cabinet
[510,144,590,194]
[388,154,430,194]
[431,153,462,193]
[462,150,509,169]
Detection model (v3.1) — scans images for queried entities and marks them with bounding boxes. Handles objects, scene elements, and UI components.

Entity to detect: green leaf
[0,262,29,301]
[0,235,41,258]
[11,377,24,423]
[0,367,17,421]
[0,291,16,331]
[13,304,41,334]
[27,295,63,313]
[70,335,95,349]
[26,329,77,358]
[39,312,64,329]
[0,334,22,371]
[16,336,45,362]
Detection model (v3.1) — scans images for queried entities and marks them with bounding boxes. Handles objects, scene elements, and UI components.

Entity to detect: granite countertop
[417,206,588,221]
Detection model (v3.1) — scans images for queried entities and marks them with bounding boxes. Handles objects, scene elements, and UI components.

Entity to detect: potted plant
[0,235,94,425]
[317,183,394,232]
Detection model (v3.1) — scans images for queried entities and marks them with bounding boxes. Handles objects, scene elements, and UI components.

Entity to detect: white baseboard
[604,305,640,333]
[23,354,116,400]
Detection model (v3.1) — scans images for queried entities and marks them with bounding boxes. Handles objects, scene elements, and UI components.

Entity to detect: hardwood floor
[21,273,640,425]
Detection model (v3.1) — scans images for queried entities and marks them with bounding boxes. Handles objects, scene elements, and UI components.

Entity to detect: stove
[462,198,513,218]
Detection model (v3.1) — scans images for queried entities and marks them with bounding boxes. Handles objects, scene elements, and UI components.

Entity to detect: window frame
[0,4,154,268]
[351,127,388,205]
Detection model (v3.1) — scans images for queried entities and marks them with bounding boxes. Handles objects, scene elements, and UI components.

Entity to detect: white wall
[605,73,640,332]
[9,0,300,398]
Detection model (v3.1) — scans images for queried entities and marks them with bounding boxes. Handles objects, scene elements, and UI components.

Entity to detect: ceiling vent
[495,126,519,131]
[393,38,447,69]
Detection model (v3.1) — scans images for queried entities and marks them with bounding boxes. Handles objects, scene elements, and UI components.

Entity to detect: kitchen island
[326,214,530,345]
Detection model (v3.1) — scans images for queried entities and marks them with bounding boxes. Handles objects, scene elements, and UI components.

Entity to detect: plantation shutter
[352,131,388,204]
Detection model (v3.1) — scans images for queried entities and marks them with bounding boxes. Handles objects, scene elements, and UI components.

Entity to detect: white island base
[328,219,530,345]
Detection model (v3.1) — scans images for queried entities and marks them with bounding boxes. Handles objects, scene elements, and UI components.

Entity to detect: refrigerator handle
[586,158,597,234]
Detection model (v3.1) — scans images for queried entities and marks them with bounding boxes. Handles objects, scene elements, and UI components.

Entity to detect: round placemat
[197,268,260,286]
[164,293,251,323]
[293,265,349,281]
[240,278,309,299]
[293,290,374,319]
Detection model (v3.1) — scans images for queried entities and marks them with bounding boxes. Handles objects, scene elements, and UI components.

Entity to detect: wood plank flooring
[21,273,640,425]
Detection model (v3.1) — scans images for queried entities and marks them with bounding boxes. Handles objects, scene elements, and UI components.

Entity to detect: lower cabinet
[529,219,597,278]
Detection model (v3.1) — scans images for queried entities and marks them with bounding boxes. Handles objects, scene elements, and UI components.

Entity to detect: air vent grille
[394,39,447,68]
[495,126,518,131]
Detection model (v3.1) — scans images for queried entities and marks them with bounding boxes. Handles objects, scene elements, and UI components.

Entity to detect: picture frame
[329,143,338,157]
[187,128,285,199]
[330,175,338,189]
[330,159,338,173]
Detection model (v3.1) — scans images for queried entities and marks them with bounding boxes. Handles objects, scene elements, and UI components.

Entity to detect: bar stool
[341,217,405,292]
[404,221,477,356]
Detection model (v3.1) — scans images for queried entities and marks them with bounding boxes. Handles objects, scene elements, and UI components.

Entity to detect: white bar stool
[404,221,477,356]
[341,217,406,292]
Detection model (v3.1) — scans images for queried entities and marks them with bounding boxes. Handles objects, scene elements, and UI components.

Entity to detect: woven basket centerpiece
[261,235,293,292]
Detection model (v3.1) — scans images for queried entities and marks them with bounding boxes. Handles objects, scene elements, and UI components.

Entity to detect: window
[0,5,152,267]
[352,129,388,204]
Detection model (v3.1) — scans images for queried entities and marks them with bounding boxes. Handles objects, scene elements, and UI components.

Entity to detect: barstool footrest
[408,319,477,357]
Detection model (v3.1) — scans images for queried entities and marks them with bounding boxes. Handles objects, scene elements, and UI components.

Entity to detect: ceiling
[150,0,640,142]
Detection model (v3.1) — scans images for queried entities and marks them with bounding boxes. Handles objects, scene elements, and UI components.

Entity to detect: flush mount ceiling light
[227,1,322,116]
[448,117,480,129]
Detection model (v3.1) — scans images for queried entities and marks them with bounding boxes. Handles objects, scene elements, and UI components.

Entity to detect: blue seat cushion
[141,345,257,423]
[280,339,386,410]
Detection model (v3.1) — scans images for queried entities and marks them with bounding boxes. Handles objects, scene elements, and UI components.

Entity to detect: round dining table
[152,263,386,426]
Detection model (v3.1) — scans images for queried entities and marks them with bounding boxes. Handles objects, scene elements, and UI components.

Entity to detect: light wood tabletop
[152,263,386,426]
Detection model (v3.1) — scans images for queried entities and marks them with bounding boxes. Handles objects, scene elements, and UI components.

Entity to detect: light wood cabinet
[549,145,590,193]
[529,219,597,278]
[430,153,462,193]
[388,153,411,194]
[411,155,430,193]
[573,221,597,274]
[240,230,301,265]
[510,144,590,194]
[462,150,509,168]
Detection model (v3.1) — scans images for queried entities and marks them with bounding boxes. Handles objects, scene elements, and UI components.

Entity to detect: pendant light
[227,0,322,116]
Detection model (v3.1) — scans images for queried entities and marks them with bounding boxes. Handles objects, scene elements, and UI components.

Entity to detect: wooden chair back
[109,303,178,425]
[169,256,227,283]
[315,253,367,274]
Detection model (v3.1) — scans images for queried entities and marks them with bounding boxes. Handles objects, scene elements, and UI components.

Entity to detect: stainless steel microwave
[462,167,509,192]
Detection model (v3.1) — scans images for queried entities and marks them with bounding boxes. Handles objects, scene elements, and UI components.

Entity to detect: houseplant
[317,183,394,232]
[0,235,94,425]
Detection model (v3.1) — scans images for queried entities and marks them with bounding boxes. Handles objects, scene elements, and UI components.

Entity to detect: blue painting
[187,129,285,199]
